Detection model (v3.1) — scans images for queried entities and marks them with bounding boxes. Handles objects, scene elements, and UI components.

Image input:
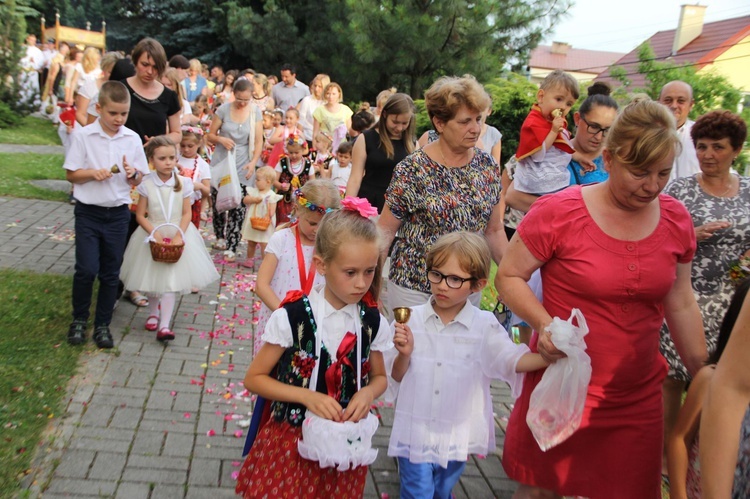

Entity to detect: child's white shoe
[223,250,236,262]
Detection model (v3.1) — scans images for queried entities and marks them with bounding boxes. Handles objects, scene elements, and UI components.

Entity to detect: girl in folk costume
[177,125,211,227]
[274,134,314,225]
[240,166,283,267]
[253,179,341,355]
[308,131,334,176]
[236,196,391,498]
[120,136,219,341]
[267,108,307,167]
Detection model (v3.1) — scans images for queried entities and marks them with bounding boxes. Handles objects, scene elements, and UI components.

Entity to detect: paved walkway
[1,195,519,499]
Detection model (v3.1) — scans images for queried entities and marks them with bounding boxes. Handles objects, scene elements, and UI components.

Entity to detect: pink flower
[341,197,378,218]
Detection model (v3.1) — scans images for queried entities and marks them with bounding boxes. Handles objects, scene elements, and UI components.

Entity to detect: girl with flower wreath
[177,125,211,227]
[236,194,391,498]
[274,134,314,225]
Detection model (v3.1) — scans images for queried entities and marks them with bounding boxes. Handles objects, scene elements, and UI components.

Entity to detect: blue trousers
[397,457,466,499]
[72,202,130,326]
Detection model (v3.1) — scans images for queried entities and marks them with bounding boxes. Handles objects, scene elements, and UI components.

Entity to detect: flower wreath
[181,124,204,136]
[295,189,336,215]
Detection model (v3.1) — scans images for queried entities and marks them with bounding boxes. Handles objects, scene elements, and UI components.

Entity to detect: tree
[610,42,742,118]
[344,0,571,99]
[1,0,38,120]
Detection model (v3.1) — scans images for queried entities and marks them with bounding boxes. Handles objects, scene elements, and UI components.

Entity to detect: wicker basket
[148,223,185,264]
[249,201,271,231]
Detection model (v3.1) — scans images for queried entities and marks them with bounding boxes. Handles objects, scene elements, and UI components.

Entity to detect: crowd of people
[19,33,750,498]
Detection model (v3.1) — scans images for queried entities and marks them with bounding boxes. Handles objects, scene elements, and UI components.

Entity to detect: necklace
[437,139,469,167]
[699,173,734,197]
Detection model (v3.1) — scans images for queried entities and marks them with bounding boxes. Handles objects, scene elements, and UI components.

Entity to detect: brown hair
[377,93,416,159]
[539,69,580,100]
[605,100,679,172]
[144,136,181,192]
[98,80,130,107]
[691,110,747,151]
[426,231,491,283]
[131,38,167,77]
[425,75,491,124]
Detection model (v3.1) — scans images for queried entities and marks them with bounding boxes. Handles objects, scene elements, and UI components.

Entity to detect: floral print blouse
[385,148,502,293]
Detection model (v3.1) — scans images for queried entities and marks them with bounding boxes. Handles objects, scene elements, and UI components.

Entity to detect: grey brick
[122,467,187,484]
[163,432,195,456]
[72,436,131,453]
[131,430,165,455]
[188,457,220,486]
[45,478,118,496]
[88,452,127,480]
[115,481,153,499]
[53,449,96,479]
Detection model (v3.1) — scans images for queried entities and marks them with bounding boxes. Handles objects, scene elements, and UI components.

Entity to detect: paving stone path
[1,182,519,498]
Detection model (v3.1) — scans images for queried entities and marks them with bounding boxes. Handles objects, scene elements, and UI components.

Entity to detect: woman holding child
[496,100,707,497]
[378,75,507,310]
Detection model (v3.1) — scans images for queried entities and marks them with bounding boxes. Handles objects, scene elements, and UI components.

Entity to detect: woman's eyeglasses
[427,270,475,289]
[580,116,610,137]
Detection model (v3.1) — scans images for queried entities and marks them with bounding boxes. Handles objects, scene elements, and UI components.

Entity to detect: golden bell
[110,165,120,173]
[393,307,411,324]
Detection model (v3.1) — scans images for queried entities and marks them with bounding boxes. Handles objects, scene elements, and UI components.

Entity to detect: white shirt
[177,155,211,202]
[386,298,529,467]
[23,45,44,71]
[63,120,149,207]
[328,159,351,190]
[136,171,193,199]
[669,119,700,182]
[263,285,393,356]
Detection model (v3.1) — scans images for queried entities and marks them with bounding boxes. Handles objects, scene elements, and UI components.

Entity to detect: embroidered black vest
[271,295,380,427]
[278,156,312,203]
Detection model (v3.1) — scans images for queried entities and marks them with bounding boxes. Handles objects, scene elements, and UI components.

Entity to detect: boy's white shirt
[385,297,529,467]
[62,120,149,206]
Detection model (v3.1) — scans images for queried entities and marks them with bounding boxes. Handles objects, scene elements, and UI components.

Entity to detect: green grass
[0,153,67,202]
[0,270,84,496]
[0,116,61,146]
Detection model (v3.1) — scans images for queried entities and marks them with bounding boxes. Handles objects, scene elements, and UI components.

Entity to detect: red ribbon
[294,223,316,294]
[325,332,357,401]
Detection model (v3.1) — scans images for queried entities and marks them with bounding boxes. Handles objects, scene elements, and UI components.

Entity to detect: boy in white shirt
[320,140,353,192]
[63,81,149,348]
[387,232,548,499]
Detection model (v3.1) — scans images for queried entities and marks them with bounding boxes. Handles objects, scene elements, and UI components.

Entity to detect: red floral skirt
[235,419,367,498]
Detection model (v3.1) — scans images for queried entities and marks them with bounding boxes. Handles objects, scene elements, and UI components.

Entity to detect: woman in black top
[123,38,181,145]
[346,93,416,213]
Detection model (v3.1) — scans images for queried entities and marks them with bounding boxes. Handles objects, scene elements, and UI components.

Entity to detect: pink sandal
[156,327,175,342]
[145,315,159,331]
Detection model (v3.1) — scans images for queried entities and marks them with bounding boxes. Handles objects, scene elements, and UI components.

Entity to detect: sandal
[223,250,236,263]
[212,238,227,250]
[156,327,175,342]
[128,291,149,307]
[145,315,159,331]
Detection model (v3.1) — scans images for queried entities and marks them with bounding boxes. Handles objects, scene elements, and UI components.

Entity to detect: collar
[90,119,126,140]
[309,285,358,320]
[424,296,475,328]
[151,171,176,187]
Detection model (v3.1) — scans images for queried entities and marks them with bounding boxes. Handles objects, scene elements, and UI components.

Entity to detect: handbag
[212,149,241,213]
[250,198,271,231]
[296,297,379,470]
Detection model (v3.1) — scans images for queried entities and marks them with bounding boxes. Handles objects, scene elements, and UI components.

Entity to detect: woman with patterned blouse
[661,110,750,474]
[378,75,507,310]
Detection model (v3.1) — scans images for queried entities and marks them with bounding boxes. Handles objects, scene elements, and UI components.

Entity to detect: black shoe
[67,319,87,345]
[93,325,114,349]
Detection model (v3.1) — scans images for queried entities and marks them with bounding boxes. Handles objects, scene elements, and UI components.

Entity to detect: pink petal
[231,471,240,480]
[207,429,216,436]
[234,430,244,438]
[183,412,191,419]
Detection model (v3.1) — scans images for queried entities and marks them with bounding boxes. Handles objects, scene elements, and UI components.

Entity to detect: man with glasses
[659,80,699,181]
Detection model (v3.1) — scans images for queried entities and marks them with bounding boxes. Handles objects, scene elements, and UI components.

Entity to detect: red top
[503,186,695,497]
[516,104,574,160]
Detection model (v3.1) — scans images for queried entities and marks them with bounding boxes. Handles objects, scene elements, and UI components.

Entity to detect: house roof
[597,15,750,88]
[530,45,625,75]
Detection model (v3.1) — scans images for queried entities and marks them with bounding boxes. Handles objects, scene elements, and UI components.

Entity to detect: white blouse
[386,298,529,468]
[263,285,393,355]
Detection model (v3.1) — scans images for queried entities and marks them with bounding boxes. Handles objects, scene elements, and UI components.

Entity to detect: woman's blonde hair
[426,231,491,283]
[377,93,416,159]
[310,74,331,99]
[605,100,680,172]
[315,209,383,300]
[425,75,491,124]
[323,82,344,103]
[253,73,272,98]
[162,68,186,102]
[82,47,101,74]
[145,136,181,192]
[188,58,202,73]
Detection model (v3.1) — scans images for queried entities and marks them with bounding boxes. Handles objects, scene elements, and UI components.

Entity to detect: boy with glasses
[387,231,548,499]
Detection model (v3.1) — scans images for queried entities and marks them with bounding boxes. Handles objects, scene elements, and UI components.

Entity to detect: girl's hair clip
[294,188,336,215]
[341,197,378,218]
[181,125,204,136]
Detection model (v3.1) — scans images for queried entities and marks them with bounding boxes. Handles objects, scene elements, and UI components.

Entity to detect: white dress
[254,227,326,353]
[241,188,283,243]
[120,174,219,294]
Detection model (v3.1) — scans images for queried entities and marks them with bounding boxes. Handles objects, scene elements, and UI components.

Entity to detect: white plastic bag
[212,149,241,213]
[526,308,591,451]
